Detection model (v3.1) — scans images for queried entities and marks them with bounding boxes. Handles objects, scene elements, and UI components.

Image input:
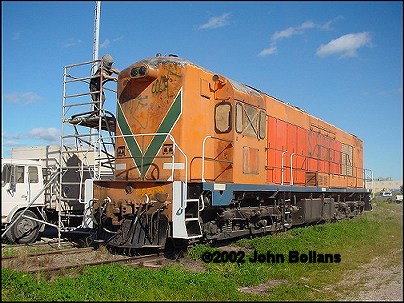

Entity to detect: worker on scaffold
[89,54,120,112]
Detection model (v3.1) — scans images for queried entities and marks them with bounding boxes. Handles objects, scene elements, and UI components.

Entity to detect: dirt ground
[211,245,403,301]
[233,250,403,300]
[336,248,403,301]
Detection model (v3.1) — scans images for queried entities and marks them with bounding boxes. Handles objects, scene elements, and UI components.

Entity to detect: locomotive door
[234,102,266,184]
[202,100,234,183]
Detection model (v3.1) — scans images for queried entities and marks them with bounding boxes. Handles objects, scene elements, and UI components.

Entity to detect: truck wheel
[6,210,41,244]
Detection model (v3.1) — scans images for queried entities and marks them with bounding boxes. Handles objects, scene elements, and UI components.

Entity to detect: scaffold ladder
[57,59,116,237]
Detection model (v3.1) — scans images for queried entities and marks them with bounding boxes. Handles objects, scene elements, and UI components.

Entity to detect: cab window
[243,105,258,137]
[236,103,243,133]
[236,102,266,139]
[28,166,39,183]
[215,101,232,133]
[16,166,25,183]
[259,110,266,139]
[2,164,13,185]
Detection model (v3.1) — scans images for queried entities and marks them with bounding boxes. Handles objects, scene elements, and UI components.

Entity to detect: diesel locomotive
[91,54,372,250]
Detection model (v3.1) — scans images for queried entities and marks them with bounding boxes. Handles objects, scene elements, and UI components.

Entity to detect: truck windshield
[2,164,13,185]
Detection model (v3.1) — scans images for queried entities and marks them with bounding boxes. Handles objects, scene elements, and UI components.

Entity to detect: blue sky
[2,1,403,180]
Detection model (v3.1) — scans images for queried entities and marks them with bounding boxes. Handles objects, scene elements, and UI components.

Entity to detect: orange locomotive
[92,54,371,250]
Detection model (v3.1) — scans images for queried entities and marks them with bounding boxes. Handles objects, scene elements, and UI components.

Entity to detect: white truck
[1,145,110,244]
[1,158,54,243]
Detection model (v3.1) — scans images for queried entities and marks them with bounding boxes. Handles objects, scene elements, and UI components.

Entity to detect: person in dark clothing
[89,54,120,111]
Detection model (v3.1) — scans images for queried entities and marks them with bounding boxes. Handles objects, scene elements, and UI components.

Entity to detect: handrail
[266,146,370,188]
[64,59,101,69]
[198,194,205,212]
[281,150,288,185]
[201,135,233,182]
[290,153,295,185]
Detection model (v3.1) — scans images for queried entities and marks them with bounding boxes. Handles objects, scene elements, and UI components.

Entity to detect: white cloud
[4,92,42,104]
[319,16,344,30]
[63,38,83,48]
[1,132,23,146]
[299,20,315,30]
[377,87,403,96]
[260,19,335,58]
[27,128,60,142]
[1,132,24,155]
[12,32,21,41]
[3,140,21,147]
[98,37,123,49]
[258,46,277,57]
[2,132,23,140]
[271,20,316,42]
[2,130,60,158]
[100,39,111,49]
[199,13,231,29]
[316,32,372,58]
[271,27,297,41]
[113,36,124,42]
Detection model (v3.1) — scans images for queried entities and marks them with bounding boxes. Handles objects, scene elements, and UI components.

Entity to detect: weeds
[2,201,402,301]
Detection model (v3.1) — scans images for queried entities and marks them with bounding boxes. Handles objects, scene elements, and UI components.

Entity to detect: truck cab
[1,158,46,243]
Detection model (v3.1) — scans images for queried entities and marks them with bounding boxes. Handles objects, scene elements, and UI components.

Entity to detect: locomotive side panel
[264,95,365,189]
[185,68,235,184]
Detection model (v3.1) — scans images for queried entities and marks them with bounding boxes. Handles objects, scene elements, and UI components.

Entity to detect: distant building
[365,180,403,195]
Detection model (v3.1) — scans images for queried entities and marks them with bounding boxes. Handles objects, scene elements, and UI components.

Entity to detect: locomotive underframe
[189,183,369,242]
[93,180,371,250]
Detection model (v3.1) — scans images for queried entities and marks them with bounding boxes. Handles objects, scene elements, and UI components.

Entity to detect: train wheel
[6,210,41,244]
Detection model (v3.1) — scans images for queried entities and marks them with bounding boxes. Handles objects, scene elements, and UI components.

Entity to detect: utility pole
[92,1,101,64]
[91,1,101,177]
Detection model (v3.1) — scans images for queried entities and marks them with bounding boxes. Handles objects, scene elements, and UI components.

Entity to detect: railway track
[2,239,77,250]
[1,246,168,274]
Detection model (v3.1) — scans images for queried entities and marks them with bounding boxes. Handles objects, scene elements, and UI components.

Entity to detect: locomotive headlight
[139,66,147,76]
[130,65,158,79]
[130,66,146,77]
[130,67,140,77]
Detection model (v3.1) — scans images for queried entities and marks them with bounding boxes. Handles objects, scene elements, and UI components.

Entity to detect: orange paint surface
[115,56,365,189]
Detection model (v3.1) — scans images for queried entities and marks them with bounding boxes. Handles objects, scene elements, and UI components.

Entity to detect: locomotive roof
[139,55,308,111]
[135,55,358,138]
[137,55,263,98]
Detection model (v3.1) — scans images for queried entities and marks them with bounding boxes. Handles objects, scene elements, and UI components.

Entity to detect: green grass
[2,201,402,301]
